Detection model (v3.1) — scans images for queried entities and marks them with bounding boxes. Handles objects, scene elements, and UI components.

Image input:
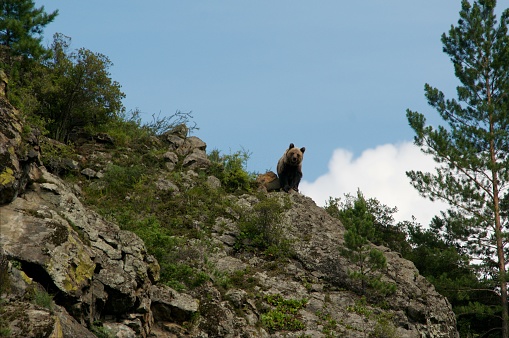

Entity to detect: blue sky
[35,1,473,224]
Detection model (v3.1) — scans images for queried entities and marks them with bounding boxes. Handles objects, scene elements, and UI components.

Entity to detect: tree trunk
[495,200,507,337]
[490,111,508,337]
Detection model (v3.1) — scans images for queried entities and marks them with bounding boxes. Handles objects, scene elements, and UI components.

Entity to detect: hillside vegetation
[0,97,459,336]
[2,1,509,337]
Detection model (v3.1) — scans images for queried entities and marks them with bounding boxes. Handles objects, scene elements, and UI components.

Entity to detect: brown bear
[277,143,305,192]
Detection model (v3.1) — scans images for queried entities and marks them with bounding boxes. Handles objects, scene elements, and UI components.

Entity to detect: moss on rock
[0,167,15,186]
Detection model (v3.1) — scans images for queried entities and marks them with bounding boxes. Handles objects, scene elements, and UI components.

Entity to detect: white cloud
[300,141,449,225]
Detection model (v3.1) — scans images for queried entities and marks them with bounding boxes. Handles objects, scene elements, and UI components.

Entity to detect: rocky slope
[0,97,459,337]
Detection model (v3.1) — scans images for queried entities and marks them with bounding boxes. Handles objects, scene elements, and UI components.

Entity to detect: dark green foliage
[406,218,502,337]
[127,217,205,291]
[0,0,58,61]
[226,268,257,291]
[39,138,78,175]
[325,194,410,257]
[406,1,509,336]
[316,310,338,337]
[32,288,53,311]
[89,321,115,338]
[84,171,221,290]
[328,190,396,297]
[0,0,57,115]
[41,34,125,142]
[208,149,257,192]
[102,164,144,196]
[235,195,293,259]
[346,297,397,338]
[261,294,307,333]
[406,219,476,294]
[95,109,197,147]
[80,132,255,290]
[5,33,125,142]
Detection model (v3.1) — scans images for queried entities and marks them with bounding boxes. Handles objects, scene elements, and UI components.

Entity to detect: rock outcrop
[0,97,40,205]
[0,167,200,337]
[0,99,459,337]
[206,193,458,338]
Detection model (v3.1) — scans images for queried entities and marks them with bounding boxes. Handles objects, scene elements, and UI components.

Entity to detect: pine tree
[0,0,58,61]
[334,190,396,298]
[406,1,509,336]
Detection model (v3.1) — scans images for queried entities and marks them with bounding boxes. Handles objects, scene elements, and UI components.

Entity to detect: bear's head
[286,143,305,166]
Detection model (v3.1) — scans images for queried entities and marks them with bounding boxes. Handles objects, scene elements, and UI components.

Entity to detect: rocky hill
[0,97,459,337]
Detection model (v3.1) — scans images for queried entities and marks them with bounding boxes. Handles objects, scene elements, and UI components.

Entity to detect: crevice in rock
[102,285,135,317]
[94,262,102,274]
[18,259,60,300]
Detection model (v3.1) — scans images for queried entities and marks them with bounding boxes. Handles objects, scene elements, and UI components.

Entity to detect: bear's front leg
[279,175,290,192]
[291,172,303,192]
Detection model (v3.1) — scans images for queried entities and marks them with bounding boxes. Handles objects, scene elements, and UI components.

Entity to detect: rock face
[0,167,199,337]
[206,193,458,338]
[0,100,459,337]
[0,97,40,205]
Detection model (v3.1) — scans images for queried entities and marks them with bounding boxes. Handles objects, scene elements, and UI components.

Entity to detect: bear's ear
[288,143,295,149]
[300,147,306,153]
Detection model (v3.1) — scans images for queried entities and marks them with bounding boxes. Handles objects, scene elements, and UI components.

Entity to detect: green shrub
[89,321,115,338]
[371,315,397,338]
[335,190,396,297]
[40,137,78,174]
[217,268,258,291]
[0,328,10,337]
[316,310,338,337]
[102,164,145,195]
[123,216,209,291]
[208,149,256,192]
[347,298,397,338]
[236,196,293,259]
[33,288,54,311]
[261,294,307,333]
[83,163,228,290]
[23,285,54,311]
[95,112,151,147]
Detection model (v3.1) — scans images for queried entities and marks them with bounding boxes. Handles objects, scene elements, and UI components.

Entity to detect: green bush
[316,310,338,337]
[371,315,397,338]
[93,110,152,147]
[39,137,77,174]
[235,196,293,259]
[23,285,54,311]
[89,321,115,338]
[261,294,307,333]
[334,190,396,297]
[216,268,258,292]
[122,216,209,291]
[208,149,257,192]
[88,109,197,147]
[33,288,54,311]
[83,161,229,290]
